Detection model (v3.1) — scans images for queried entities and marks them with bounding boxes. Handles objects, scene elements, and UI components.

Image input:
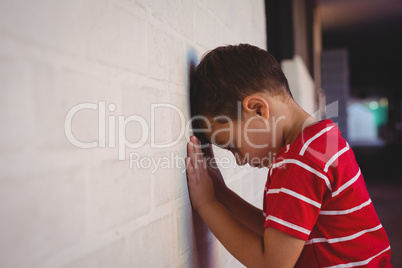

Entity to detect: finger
[187,141,197,168]
[188,141,203,173]
[187,139,198,158]
[187,140,192,157]
[191,137,207,171]
[191,136,201,151]
[185,157,195,176]
[191,136,204,160]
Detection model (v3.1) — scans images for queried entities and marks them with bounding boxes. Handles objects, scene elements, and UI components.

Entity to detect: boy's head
[190,44,292,120]
[190,44,295,166]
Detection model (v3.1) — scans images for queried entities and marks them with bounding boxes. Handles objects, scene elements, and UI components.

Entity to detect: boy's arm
[203,145,264,235]
[198,200,305,267]
[217,185,265,236]
[187,138,305,267]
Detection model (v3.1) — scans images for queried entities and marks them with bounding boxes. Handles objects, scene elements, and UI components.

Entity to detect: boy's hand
[186,136,216,211]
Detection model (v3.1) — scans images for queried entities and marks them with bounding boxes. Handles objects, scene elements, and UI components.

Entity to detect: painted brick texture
[0,0,267,267]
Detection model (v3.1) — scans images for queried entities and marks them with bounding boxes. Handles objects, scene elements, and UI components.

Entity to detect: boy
[185,44,392,267]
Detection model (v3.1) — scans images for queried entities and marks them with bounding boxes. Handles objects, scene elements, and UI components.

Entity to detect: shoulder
[282,120,351,171]
[271,120,358,190]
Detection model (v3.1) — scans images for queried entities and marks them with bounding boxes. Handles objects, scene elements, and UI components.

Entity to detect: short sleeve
[264,155,332,240]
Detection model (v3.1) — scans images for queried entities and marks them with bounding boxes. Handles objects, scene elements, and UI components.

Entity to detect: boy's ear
[242,94,269,119]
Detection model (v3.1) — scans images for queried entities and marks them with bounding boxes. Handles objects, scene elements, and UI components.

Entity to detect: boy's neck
[280,99,317,146]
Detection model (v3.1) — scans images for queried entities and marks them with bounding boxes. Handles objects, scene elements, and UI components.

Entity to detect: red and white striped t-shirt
[263,119,392,267]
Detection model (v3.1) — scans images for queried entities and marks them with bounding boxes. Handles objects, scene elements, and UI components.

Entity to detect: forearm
[216,187,265,236]
[186,138,304,267]
[197,200,266,268]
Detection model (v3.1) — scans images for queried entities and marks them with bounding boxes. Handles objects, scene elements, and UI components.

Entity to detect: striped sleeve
[264,155,331,240]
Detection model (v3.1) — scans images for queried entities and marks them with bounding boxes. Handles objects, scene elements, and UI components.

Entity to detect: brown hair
[189,44,292,144]
[190,44,292,121]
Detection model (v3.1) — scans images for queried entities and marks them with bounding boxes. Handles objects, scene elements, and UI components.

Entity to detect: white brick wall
[281,56,317,115]
[0,0,267,267]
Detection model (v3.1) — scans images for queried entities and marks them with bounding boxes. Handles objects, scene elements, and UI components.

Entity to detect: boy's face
[204,112,282,168]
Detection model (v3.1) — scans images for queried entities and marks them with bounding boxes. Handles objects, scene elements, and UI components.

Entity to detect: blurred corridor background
[320,1,402,266]
[0,0,401,267]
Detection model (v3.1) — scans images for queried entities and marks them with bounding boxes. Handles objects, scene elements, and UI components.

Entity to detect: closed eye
[226,143,234,151]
